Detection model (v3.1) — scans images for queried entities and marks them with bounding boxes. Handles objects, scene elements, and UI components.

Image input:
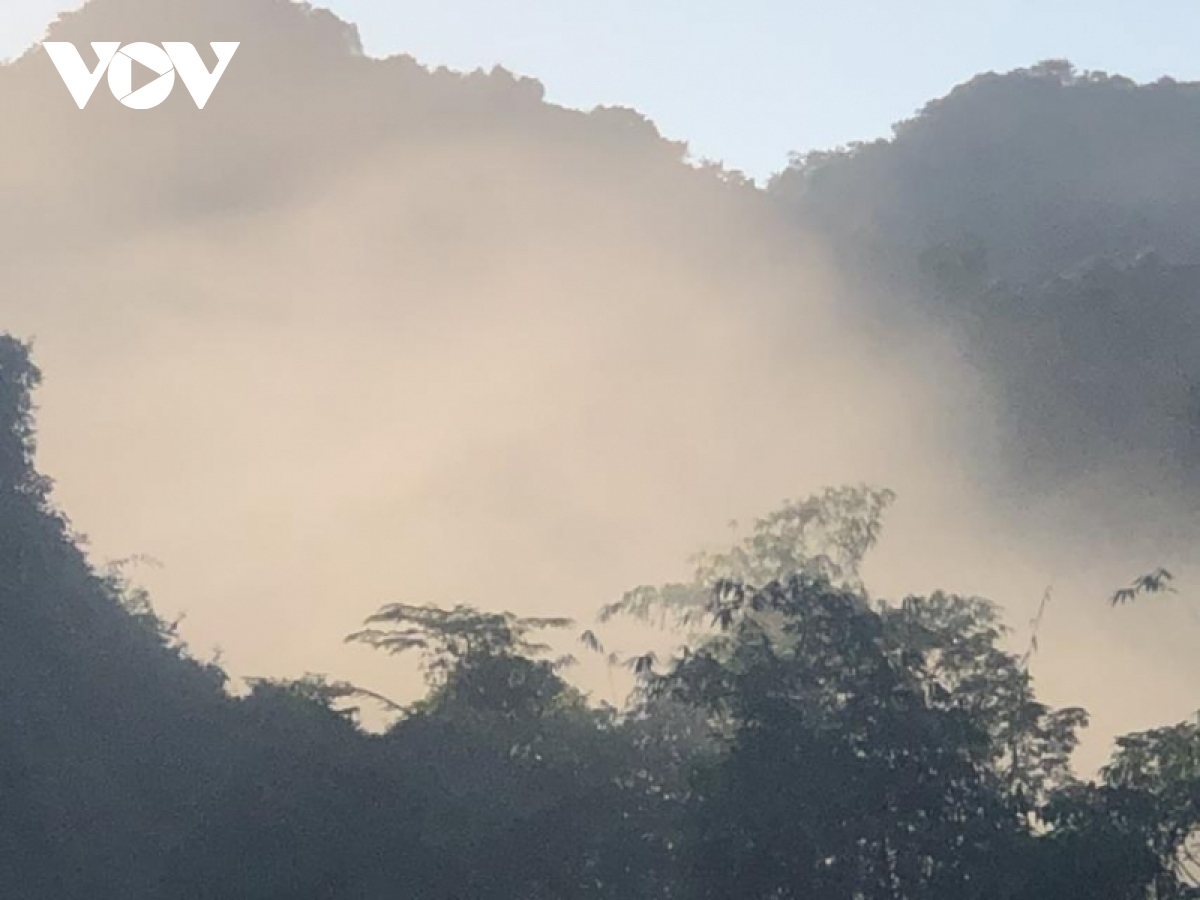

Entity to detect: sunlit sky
[6,0,1200,177]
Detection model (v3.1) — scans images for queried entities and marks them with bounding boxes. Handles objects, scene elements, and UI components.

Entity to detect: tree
[601,484,895,633]
[649,572,1088,900]
[350,600,678,897]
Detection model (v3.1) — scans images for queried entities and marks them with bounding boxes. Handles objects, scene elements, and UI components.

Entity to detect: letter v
[162,43,240,109]
[43,42,121,109]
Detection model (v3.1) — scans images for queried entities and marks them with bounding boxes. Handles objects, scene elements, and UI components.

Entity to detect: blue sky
[7,0,1200,178]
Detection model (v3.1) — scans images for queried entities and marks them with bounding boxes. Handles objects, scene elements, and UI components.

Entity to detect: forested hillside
[775,61,1200,280]
[774,61,1200,499]
[1,334,1195,898]
[5,0,1200,897]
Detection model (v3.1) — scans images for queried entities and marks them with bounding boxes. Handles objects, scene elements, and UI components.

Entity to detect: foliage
[643,574,1092,899]
[7,333,1180,898]
[1112,568,1177,606]
[774,63,1200,499]
[600,485,894,631]
[9,44,1200,896]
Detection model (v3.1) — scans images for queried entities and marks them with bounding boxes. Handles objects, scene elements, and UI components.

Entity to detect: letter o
[108,42,176,109]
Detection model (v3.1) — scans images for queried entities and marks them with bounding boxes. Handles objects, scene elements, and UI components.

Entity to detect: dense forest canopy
[772,61,1200,504]
[6,0,1200,896]
[1,335,1198,898]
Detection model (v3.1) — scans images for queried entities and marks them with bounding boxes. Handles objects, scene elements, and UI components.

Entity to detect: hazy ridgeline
[2,0,996,708]
[5,2,1200,896]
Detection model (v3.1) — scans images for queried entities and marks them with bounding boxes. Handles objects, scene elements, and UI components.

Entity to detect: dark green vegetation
[2,336,1199,899]
[773,61,1200,501]
[8,1,1200,897]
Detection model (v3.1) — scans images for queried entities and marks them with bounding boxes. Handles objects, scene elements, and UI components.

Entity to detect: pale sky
[6,0,1200,179]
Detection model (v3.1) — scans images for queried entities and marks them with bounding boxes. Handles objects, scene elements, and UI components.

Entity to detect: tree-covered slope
[773,62,1200,501]
[0,344,1192,898]
[774,61,1200,281]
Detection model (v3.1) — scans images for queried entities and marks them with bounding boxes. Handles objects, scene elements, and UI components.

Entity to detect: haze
[3,0,1200,775]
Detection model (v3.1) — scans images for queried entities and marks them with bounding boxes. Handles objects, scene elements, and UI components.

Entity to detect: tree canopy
[3,334,1200,897]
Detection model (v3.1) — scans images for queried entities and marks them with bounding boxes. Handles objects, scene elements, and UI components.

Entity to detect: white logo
[43,41,240,110]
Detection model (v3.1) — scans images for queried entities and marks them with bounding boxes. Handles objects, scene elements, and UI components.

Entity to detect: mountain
[2,0,930,699]
[773,60,1200,281]
[772,61,1200,506]
[7,2,1200,897]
